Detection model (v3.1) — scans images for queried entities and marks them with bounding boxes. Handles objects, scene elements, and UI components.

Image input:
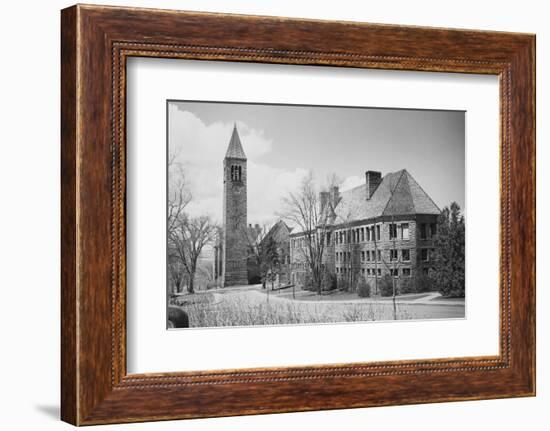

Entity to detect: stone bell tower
[222,124,248,286]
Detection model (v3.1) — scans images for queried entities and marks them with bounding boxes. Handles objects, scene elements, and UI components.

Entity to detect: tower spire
[225,123,247,160]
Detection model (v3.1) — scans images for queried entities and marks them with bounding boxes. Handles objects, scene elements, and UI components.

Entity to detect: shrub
[321,269,337,291]
[206,280,221,290]
[437,264,464,297]
[399,271,436,294]
[337,276,351,291]
[248,275,262,284]
[356,277,371,298]
[300,269,336,293]
[416,272,436,293]
[379,274,395,297]
[303,272,314,291]
[399,277,416,294]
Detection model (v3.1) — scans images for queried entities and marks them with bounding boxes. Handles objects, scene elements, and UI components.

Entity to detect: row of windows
[391,249,410,261]
[335,222,411,245]
[336,248,429,263]
[290,223,401,250]
[290,232,332,249]
[290,222,437,250]
[337,249,384,263]
[293,249,434,265]
[337,267,382,276]
[336,267,412,278]
[293,248,433,264]
[335,224,380,245]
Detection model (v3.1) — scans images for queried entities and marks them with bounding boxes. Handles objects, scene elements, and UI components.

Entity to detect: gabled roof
[265,220,291,241]
[333,169,440,224]
[225,124,247,160]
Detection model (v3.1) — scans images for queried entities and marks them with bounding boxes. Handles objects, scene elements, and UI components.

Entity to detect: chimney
[319,191,330,211]
[331,186,340,206]
[365,171,382,199]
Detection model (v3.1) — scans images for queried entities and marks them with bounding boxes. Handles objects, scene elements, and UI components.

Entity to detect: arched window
[230,165,242,181]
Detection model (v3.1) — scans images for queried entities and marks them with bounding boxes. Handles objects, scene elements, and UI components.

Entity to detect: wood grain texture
[60,5,78,425]
[60,4,536,425]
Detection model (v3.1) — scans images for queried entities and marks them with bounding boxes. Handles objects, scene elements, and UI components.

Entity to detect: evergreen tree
[261,236,280,290]
[433,202,465,297]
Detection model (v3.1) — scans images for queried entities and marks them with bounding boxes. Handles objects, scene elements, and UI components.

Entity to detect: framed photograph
[61,4,535,425]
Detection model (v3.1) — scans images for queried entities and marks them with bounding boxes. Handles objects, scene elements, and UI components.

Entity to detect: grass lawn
[176,288,464,328]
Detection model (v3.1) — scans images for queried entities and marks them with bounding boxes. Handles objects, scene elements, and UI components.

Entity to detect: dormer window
[230,165,242,181]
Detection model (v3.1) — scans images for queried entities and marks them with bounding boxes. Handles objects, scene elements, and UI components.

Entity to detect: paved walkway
[214,285,464,307]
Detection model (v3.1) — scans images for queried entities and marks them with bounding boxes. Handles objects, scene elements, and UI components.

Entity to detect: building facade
[289,170,440,293]
[259,220,292,286]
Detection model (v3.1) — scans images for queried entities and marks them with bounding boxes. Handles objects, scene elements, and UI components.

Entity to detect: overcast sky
[168,101,465,226]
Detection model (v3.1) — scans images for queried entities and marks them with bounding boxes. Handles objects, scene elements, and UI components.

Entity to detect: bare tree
[195,260,216,288]
[169,214,218,293]
[167,162,192,298]
[168,147,180,168]
[262,236,281,292]
[373,216,398,319]
[243,223,271,288]
[168,164,192,237]
[334,206,356,291]
[168,253,187,294]
[280,172,337,294]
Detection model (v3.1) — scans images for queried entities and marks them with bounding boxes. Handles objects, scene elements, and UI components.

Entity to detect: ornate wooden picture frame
[61,4,535,425]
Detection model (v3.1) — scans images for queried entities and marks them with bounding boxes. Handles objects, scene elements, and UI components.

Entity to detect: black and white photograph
[166,101,466,329]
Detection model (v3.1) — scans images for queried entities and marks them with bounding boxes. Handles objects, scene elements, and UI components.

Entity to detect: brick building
[289,170,441,293]
[259,220,292,286]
